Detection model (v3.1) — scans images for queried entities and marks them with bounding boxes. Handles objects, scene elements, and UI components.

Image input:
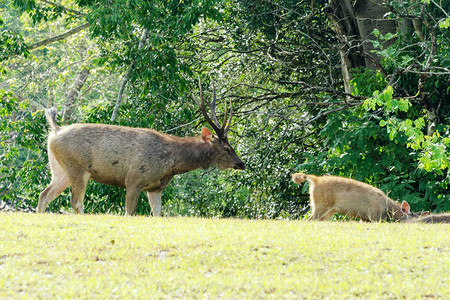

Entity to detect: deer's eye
[224,146,231,153]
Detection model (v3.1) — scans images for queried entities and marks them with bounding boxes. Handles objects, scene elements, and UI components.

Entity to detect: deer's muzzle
[233,162,246,170]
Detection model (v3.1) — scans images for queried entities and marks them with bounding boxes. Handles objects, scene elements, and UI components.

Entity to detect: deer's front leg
[147,190,162,217]
[125,187,141,216]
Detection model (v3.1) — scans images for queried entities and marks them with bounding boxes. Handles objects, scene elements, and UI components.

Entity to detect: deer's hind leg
[124,187,142,216]
[38,152,70,213]
[147,190,162,217]
[307,205,335,221]
[67,171,90,214]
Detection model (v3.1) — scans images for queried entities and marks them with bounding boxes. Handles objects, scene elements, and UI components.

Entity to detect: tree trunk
[63,67,90,121]
[324,0,365,94]
[354,0,397,69]
[325,0,400,92]
[327,0,442,136]
[110,29,149,122]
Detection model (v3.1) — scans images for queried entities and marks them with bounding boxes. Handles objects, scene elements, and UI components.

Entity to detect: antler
[194,77,233,139]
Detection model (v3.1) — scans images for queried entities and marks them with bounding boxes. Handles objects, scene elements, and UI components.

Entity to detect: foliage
[365,87,449,174]
[0,27,29,72]
[0,0,449,217]
[294,0,450,213]
[0,90,48,208]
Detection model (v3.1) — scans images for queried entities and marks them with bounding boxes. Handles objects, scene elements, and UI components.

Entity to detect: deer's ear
[401,201,411,214]
[201,127,213,143]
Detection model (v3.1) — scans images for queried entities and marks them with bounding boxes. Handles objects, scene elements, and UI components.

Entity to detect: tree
[1,0,448,216]
[183,0,450,212]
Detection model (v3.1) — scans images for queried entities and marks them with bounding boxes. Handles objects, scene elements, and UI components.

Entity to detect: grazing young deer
[403,213,449,223]
[291,173,424,222]
[38,81,245,216]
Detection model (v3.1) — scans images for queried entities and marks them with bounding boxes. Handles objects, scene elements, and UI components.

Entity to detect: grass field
[0,212,449,299]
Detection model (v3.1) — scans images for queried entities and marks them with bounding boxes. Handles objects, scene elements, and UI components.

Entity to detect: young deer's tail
[45,107,60,131]
[292,173,308,184]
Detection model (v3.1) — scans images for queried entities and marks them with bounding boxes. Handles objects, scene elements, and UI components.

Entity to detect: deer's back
[312,176,393,221]
[48,123,175,187]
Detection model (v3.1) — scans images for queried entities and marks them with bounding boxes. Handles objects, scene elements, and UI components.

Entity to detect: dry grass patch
[0,212,448,299]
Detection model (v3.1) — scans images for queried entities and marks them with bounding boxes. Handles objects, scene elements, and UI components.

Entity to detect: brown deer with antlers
[38,80,245,216]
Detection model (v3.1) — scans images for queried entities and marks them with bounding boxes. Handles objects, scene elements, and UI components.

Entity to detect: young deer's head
[400,201,429,220]
[195,79,245,171]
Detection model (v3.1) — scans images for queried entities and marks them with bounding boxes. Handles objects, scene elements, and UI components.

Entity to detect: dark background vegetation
[1,0,449,217]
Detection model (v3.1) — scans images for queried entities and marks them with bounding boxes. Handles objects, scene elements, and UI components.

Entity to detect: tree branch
[302,101,364,127]
[111,29,149,122]
[63,67,91,121]
[38,0,86,17]
[27,23,90,51]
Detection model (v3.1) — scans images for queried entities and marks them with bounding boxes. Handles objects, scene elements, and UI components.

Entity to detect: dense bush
[1,0,448,217]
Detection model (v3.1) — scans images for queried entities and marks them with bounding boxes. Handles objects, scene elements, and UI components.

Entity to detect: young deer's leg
[68,171,90,214]
[307,209,321,221]
[306,198,317,220]
[307,213,321,220]
[125,187,141,216]
[147,190,162,217]
[318,209,336,221]
[37,153,70,213]
[308,206,334,221]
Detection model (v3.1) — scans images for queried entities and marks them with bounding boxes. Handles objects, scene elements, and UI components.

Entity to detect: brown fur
[402,213,450,223]
[38,108,245,216]
[292,173,423,222]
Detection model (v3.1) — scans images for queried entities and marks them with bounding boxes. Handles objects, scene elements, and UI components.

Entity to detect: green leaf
[414,118,425,129]
[373,28,380,37]
[439,18,450,29]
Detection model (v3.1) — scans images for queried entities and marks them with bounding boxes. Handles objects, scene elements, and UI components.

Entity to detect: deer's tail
[292,173,309,184]
[45,107,60,132]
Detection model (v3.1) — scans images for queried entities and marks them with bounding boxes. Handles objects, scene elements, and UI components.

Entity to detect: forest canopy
[1,0,449,217]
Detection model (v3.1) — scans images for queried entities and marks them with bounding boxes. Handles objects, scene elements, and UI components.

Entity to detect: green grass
[1,213,449,299]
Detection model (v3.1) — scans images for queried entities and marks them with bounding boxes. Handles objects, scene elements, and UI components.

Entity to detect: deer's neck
[171,138,216,174]
[386,200,406,221]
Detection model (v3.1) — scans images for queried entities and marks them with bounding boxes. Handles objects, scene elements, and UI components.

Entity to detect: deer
[291,173,426,222]
[402,213,449,223]
[38,80,245,216]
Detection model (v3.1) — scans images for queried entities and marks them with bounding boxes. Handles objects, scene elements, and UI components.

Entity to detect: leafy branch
[27,22,90,51]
